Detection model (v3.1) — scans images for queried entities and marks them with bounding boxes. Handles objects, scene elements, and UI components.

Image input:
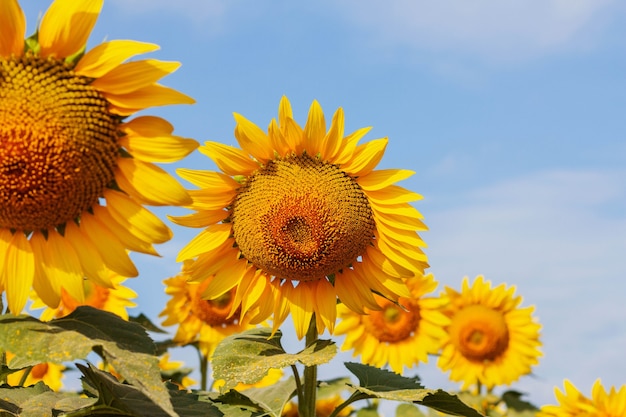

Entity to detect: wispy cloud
[328,0,619,63]
[423,168,626,403]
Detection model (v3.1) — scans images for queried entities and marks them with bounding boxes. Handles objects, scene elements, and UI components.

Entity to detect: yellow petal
[358,169,414,191]
[74,40,159,78]
[233,113,274,162]
[375,219,425,249]
[320,107,344,161]
[341,138,388,177]
[0,0,25,57]
[177,223,232,262]
[176,169,239,190]
[365,244,414,279]
[283,117,305,155]
[41,229,85,303]
[268,119,291,156]
[335,268,379,314]
[29,232,61,308]
[80,213,138,277]
[91,59,181,94]
[168,209,228,228]
[64,221,114,289]
[366,185,423,205]
[375,209,428,231]
[284,282,314,340]
[105,84,195,116]
[202,257,247,298]
[370,202,424,220]
[314,279,337,334]
[119,133,198,163]
[39,0,103,58]
[278,95,293,128]
[188,189,235,211]
[198,141,259,177]
[122,115,174,134]
[4,232,34,313]
[105,189,172,244]
[0,229,12,290]
[116,158,191,206]
[303,100,326,156]
[333,126,371,166]
[92,205,158,256]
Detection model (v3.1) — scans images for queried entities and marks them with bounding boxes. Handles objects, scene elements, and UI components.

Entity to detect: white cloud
[423,168,626,404]
[329,0,619,63]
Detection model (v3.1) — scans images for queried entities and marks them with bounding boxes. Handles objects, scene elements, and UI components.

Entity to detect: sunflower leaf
[0,382,94,417]
[237,377,297,417]
[80,364,223,417]
[212,327,336,391]
[0,306,175,417]
[345,363,483,417]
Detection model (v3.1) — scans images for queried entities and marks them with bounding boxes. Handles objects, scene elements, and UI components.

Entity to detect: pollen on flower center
[232,153,376,281]
[362,299,420,343]
[449,304,510,362]
[0,53,119,231]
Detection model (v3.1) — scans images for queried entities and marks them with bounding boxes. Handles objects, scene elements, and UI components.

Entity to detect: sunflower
[538,379,626,417]
[30,271,137,321]
[437,275,542,390]
[0,0,196,314]
[160,266,258,357]
[172,96,428,338]
[5,352,65,391]
[213,367,284,392]
[334,273,449,373]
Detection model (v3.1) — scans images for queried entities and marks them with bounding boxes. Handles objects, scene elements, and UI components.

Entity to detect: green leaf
[0,307,173,416]
[501,391,539,417]
[240,377,297,417]
[80,364,223,417]
[345,362,424,392]
[419,391,484,417]
[345,364,483,417]
[129,313,167,334]
[212,328,336,391]
[0,383,94,417]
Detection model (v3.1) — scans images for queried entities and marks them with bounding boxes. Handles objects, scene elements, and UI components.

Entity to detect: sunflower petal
[303,100,326,156]
[320,107,344,161]
[41,230,85,303]
[105,189,172,244]
[203,257,247,298]
[116,158,191,206]
[198,141,259,177]
[39,0,103,58]
[176,169,239,191]
[29,232,61,308]
[105,84,195,116]
[119,132,198,163]
[333,127,371,166]
[335,269,379,314]
[92,205,158,255]
[366,185,423,205]
[64,221,114,288]
[284,282,314,339]
[91,60,181,95]
[80,213,138,277]
[278,95,293,128]
[4,232,34,313]
[168,210,228,228]
[0,0,25,57]
[75,40,160,78]
[358,169,414,191]
[233,113,274,162]
[341,138,388,177]
[314,279,337,334]
[177,223,232,262]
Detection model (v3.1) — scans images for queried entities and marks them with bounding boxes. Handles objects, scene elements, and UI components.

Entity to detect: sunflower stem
[300,316,318,417]
[197,348,209,391]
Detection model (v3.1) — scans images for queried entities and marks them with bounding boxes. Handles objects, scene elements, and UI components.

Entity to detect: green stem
[198,348,209,391]
[299,316,318,417]
[18,366,32,386]
[291,364,304,405]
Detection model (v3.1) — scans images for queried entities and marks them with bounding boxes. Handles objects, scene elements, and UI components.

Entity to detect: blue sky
[21,0,626,407]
